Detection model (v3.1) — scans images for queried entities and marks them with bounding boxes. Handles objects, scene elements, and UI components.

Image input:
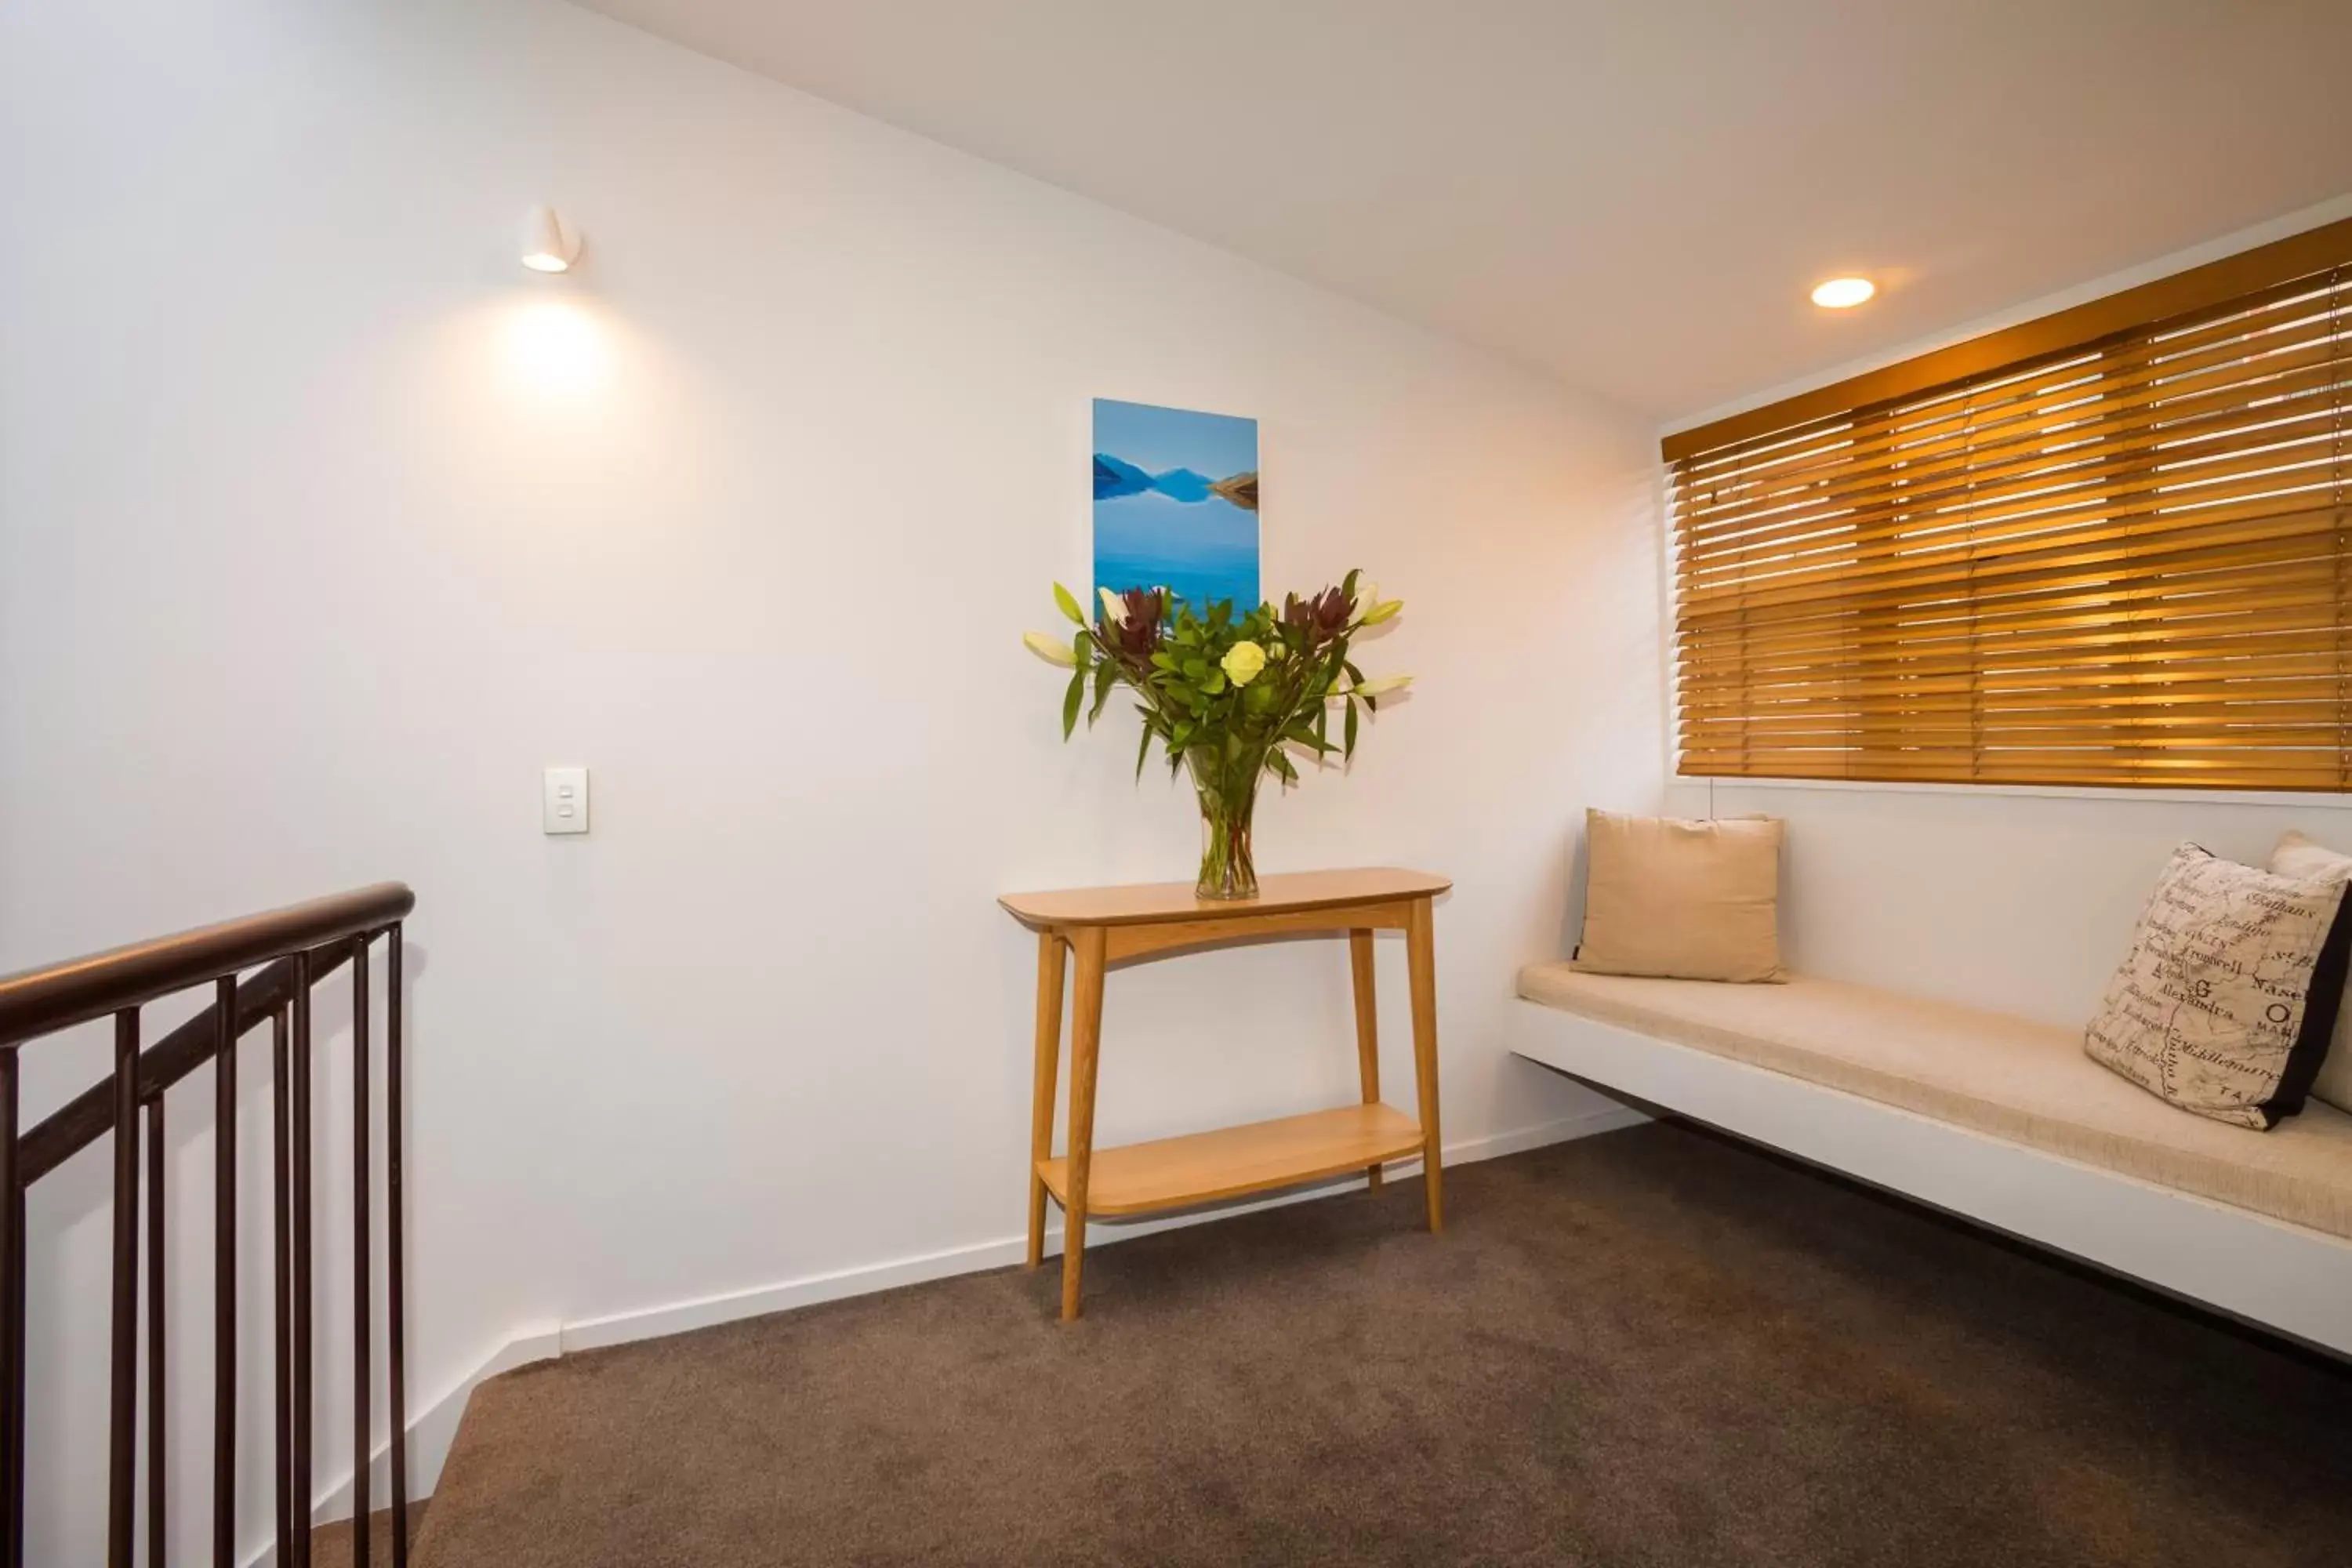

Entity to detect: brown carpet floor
[310,1502,430,1568]
[415,1122,2352,1567]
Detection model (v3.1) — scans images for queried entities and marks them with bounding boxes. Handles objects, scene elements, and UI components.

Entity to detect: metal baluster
[273,1007,293,1568]
[2,1165,14,1568]
[144,1094,165,1568]
[0,1044,21,1568]
[213,976,236,1568]
[387,928,408,1568]
[108,1010,140,1568]
[352,942,371,1568]
[292,952,314,1568]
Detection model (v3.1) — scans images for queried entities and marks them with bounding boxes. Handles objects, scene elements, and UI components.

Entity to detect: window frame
[1661,219,2352,795]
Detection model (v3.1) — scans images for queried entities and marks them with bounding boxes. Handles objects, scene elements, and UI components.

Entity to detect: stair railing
[0,882,416,1568]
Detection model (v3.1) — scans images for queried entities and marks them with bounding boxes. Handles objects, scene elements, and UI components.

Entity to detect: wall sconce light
[521,206,582,274]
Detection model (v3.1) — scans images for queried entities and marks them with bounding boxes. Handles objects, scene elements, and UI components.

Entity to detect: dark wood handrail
[0,884,419,1568]
[0,883,413,1047]
[16,937,363,1186]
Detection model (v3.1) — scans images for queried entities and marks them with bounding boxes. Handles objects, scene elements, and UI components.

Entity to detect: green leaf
[1135,716,1154,779]
[1062,669,1085,739]
[1344,697,1359,759]
[1341,567,1361,604]
[1053,582,1084,625]
[1149,652,1178,672]
[1089,658,1116,724]
[1269,749,1299,784]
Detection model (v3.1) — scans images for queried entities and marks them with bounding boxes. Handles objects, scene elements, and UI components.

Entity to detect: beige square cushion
[1573,809,1784,984]
[2270,831,2352,1114]
[2085,843,2350,1130]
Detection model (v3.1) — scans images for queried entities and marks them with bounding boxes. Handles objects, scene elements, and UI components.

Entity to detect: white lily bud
[1354,673,1413,698]
[1098,586,1127,626]
[1023,630,1079,668]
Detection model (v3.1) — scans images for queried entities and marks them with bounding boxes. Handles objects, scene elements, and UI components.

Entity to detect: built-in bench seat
[1511,963,2352,1356]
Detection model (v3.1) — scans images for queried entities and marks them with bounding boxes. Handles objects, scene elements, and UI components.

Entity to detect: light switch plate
[543,766,590,834]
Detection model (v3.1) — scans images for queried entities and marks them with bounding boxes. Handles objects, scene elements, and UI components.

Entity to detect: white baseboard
[241,1328,564,1568]
[264,1102,1642,1562]
[559,1102,1647,1355]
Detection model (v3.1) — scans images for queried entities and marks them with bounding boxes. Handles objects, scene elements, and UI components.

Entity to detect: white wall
[1661,779,2352,1028]
[0,2,1661,1560]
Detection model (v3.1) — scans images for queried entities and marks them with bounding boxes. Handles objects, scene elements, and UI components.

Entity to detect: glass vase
[1189,755,1262,901]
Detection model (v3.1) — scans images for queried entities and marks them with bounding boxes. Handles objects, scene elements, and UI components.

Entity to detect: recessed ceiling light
[1811,276,1875,309]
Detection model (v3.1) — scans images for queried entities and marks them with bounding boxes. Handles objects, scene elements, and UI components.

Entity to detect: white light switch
[543,766,590,835]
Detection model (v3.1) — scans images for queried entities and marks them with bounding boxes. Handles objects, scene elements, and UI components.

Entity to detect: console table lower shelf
[1000,867,1452,1321]
[1035,1103,1428,1217]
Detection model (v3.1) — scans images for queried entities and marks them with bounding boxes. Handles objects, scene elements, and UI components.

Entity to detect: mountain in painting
[1208,472,1258,512]
[1093,452,1152,499]
[1094,452,1258,511]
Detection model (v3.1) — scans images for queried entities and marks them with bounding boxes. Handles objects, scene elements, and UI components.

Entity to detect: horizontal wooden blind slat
[1670,240,2351,791]
[1675,359,2352,546]
[1675,336,2348,514]
[1673,394,2351,553]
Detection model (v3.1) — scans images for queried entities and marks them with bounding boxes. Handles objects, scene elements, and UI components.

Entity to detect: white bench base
[1511,999,2352,1360]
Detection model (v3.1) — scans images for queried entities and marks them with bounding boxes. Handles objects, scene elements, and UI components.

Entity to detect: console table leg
[1406,897,1444,1232]
[1026,933,1067,1269]
[1348,929,1383,1192]
[1060,925,1108,1320]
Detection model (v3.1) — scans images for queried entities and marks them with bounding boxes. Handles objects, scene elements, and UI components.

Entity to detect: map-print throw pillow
[2267,831,2352,1114]
[2085,843,2352,1130]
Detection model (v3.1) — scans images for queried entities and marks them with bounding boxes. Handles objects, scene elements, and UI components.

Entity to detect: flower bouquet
[1025,572,1410,899]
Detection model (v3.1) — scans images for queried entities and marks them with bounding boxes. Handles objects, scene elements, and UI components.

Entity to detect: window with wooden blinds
[1666,221,2352,791]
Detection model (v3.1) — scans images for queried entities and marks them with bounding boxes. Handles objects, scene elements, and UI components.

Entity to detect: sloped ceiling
[572,0,2352,423]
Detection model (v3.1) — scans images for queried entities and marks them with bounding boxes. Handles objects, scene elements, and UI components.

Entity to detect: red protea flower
[1100,586,1164,661]
[1282,586,1352,650]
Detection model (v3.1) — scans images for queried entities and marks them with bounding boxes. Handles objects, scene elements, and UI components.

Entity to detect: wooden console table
[999,867,1450,1320]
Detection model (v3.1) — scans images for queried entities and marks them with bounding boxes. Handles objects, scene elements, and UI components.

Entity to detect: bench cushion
[1517,963,2352,1243]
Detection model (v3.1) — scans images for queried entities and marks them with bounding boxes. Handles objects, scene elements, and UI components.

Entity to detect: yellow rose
[1221,640,1268,687]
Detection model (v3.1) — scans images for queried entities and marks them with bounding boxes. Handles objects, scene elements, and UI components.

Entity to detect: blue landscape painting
[1093,398,1259,613]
